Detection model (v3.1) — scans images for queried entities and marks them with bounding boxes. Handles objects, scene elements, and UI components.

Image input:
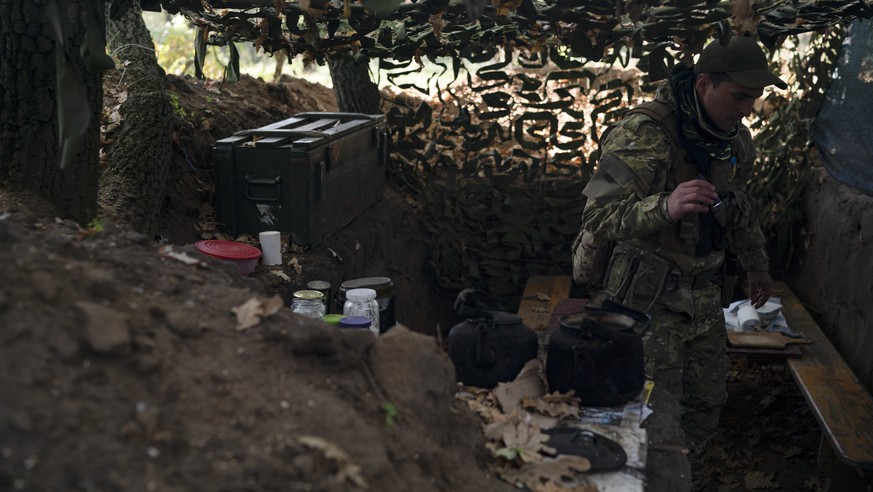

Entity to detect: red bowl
[195,240,262,275]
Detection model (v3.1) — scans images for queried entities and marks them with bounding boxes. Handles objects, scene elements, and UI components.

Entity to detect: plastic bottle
[343,288,380,337]
[291,289,326,318]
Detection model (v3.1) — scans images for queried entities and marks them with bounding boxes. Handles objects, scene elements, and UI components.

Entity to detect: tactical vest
[618,100,752,256]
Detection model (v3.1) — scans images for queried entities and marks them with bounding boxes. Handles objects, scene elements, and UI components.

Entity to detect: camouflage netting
[125,0,869,307]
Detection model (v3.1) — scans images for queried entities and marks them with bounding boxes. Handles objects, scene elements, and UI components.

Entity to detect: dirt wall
[793,162,873,394]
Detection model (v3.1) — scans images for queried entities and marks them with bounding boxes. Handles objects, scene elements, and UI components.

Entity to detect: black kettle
[545,299,650,406]
[447,289,538,389]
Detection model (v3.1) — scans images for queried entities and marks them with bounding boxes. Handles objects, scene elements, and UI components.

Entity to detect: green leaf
[381,402,397,426]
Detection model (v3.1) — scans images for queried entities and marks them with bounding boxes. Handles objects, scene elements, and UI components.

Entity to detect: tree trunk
[327,54,381,114]
[100,2,171,235]
[0,0,103,223]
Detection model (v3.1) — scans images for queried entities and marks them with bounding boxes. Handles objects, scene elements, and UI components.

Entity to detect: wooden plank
[517,275,572,330]
[517,276,572,364]
[775,281,873,469]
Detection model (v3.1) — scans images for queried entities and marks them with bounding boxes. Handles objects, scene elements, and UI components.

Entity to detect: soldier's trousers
[642,302,728,477]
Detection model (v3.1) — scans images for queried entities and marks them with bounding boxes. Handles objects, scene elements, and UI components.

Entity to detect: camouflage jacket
[581,83,769,315]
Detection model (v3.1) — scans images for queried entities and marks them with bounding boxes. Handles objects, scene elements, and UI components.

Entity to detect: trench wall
[792,164,873,394]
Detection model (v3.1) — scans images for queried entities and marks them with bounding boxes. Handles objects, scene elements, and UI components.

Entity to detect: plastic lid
[293,289,324,300]
[346,288,376,301]
[195,240,261,260]
[341,277,393,289]
[340,277,395,297]
[307,280,331,290]
[339,316,372,328]
[321,314,344,326]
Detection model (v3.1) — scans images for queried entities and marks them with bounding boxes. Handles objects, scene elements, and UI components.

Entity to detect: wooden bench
[774,281,873,490]
[516,275,572,362]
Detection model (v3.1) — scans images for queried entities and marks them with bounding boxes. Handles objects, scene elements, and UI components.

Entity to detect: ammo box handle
[245,175,282,202]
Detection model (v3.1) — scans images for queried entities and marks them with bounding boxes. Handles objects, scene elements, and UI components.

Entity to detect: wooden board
[726,344,802,359]
[517,275,572,331]
[775,281,873,469]
[727,331,814,349]
[517,275,572,364]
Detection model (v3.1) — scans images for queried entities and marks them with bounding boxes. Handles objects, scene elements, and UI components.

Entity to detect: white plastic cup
[258,231,282,266]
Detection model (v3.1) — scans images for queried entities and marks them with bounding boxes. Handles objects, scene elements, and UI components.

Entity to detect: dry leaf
[730,0,759,35]
[298,435,367,488]
[498,455,592,491]
[287,257,303,274]
[270,270,292,282]
[521,396,581,419]
[499,420,554,463]
[231,295,283,331]
[158,245,204,266]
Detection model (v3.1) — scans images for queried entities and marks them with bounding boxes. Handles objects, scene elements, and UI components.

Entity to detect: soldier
[579,35,784,486]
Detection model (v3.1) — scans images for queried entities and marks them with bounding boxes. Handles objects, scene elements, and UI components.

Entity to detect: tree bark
[0,0,103,223]
[327,54,381,114]
[100,2,171,235]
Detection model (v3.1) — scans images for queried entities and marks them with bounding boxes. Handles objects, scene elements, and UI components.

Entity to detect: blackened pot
[447,289,538,389]
[546,300,650,406]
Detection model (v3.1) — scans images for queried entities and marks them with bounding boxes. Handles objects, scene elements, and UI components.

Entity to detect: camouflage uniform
[581,82,770,473]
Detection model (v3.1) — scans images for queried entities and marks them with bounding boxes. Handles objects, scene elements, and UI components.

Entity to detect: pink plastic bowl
[195,240,262,275]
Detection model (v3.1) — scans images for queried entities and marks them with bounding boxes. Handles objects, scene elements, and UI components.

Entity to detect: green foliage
[381,402,397,426]
[168,92,186,118]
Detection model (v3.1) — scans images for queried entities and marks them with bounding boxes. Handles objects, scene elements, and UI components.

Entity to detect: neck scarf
[669,65,736,175]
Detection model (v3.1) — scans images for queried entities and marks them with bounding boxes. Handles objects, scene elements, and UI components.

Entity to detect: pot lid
[560,311,636,331]
[195,240,261,260]
[543,427,627,472]
[465,310,522,325]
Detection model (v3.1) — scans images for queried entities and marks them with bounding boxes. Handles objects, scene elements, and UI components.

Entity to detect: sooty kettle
[447,289,538,389]
[546,299,650,406]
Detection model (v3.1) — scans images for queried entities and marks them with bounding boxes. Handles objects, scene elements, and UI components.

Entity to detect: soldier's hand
[747,270,773,308]
[666,179,719,221]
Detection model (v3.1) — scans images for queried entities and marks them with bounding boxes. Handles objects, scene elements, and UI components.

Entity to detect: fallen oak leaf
[159,245,204,266]
[270,270,292,282]
[500,420,555,463]
[231,295,284,331]
[498,455,592,491]
[298,435,367,488]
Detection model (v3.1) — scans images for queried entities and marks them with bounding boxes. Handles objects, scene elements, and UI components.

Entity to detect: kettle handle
[454,288,502,321]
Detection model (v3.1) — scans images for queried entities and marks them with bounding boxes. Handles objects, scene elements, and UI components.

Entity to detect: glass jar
[306,280,332,312]
[338,316,373,333]
[338,277,397,334]
[343,288,380,337]
[291,289,326,319]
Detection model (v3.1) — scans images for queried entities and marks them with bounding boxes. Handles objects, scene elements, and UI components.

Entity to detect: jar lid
[340,277,394,296]
[293,289,324,300]
[321,314,344,326]
[339,316,371,328]
[307,280,331,290]
[346,288,376,301]
[195,240,261,260]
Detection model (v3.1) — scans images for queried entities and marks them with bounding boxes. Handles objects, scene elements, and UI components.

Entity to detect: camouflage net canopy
[127,0,870,307]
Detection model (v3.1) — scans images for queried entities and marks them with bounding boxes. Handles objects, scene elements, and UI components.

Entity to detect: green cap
[694,35,787,90]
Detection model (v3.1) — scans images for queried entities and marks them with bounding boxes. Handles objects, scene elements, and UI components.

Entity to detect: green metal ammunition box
[213,112,387,246]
